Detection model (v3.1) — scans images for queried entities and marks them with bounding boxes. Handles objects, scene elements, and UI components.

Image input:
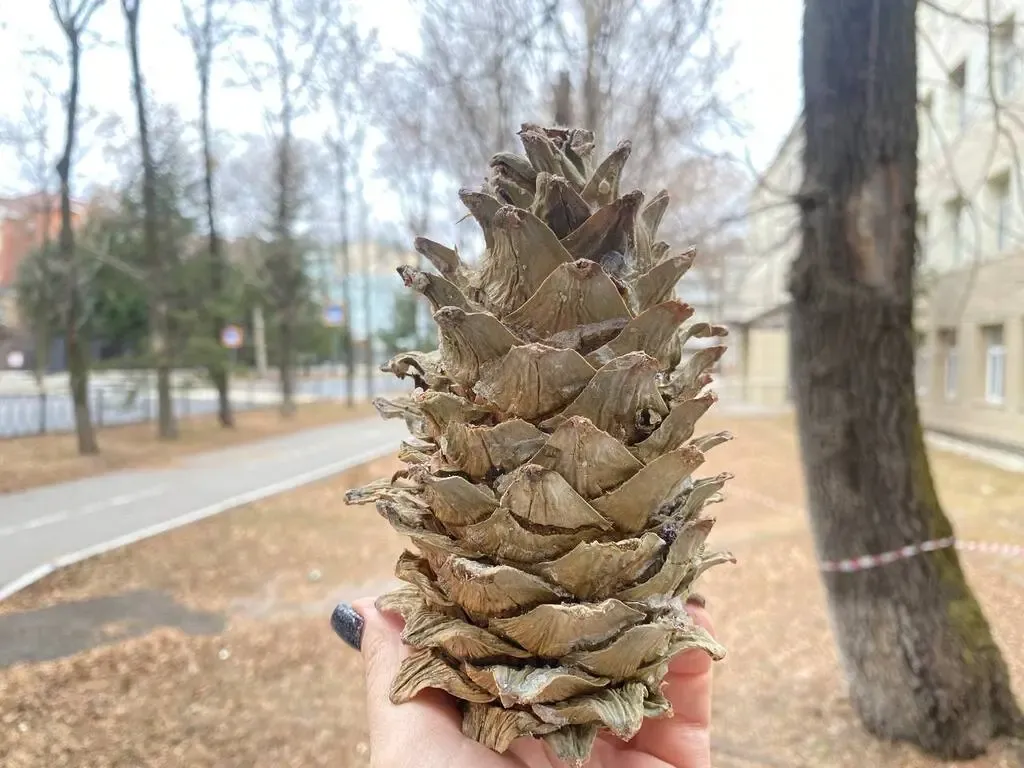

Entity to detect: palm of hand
[414,703,710,768]
[357,599,713,768]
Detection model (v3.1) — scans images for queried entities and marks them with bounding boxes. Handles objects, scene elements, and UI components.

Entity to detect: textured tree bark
[55,25,98,456]
[792,0,1021,758]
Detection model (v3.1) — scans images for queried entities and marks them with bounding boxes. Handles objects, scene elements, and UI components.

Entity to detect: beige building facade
[735,1,1024,449]
[725,121,802,408]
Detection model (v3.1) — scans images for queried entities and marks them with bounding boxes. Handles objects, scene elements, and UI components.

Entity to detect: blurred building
[305,239,421,347]
[733,2,1024,452]
[725,120,802,408]
[914,0,1024,451]
[0,193,85,330]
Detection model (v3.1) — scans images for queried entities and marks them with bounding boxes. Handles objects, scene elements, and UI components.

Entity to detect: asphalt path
[0,416,408,600]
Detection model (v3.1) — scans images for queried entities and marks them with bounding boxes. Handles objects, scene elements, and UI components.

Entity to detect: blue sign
[323,304,344,327]
[220,325,243,349]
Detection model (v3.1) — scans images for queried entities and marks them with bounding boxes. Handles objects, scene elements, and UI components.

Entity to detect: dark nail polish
[686,592,707,609]
[331,602,364,651]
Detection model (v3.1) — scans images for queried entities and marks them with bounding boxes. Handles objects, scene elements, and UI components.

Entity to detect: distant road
[0,416,408,600]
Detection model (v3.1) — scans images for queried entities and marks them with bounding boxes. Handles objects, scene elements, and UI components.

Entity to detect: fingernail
[331,602,364,651]
[686,592,707,609]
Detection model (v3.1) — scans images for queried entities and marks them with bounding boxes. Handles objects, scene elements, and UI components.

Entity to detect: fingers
[667,603,715,678]
[349,599,464,768]
[628,601,716,768]
[351,598,406,709]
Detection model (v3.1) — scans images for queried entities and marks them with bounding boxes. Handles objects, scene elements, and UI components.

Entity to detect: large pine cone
[346,124,735,766]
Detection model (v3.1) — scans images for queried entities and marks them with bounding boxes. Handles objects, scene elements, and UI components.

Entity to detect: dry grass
[0,400,377,496]
[1,414,1023,767]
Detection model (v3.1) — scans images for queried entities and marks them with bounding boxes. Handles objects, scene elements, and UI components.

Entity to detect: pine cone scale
[346,123,734,766]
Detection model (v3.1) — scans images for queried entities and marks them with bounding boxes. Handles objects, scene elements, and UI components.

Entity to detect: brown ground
[0,400,376,495]
[1,414,1022,767]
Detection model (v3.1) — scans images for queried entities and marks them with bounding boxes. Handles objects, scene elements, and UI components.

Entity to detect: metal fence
[0,374,405,439]
[0,371,793,440]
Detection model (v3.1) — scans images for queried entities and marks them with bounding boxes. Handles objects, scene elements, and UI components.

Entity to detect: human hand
[332,597,714,768]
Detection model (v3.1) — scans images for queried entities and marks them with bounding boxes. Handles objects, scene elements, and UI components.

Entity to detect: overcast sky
[0,0,802,226]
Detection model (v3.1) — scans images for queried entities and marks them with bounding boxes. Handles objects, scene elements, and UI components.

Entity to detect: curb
[0,443,396,603]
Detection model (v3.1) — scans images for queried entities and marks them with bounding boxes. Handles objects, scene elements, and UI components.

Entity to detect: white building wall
[736,1,1024,448]
[918,0,1024,273]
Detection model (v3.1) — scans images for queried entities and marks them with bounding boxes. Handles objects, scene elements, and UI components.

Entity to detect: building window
[989,173,1011,253]
[915,332,930,396]
[993,17,1020,99]
[940,329,958,400]
[949,60,967,132]
[983,324,1006,404]
[946,197,966,265]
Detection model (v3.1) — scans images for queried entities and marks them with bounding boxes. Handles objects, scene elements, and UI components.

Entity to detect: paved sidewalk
[0,416,407,599]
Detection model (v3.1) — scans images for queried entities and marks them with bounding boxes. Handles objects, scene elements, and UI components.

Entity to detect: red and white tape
[820,537,1024,573]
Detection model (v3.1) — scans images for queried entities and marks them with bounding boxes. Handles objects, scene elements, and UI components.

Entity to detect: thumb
[339,599,464,768]
[350,597,407,710]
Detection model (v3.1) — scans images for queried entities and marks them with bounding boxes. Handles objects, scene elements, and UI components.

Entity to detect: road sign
[5,350,24,369]
[323,304,344,327]
[220,325,244,349]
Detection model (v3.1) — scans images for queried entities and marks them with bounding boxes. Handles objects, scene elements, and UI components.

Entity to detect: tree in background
[370,0,743,319]
[374,0,736,235]
[792,0,1021,757]
[377,291,434,358]
[238,0,332,417]
[87,108,201,364]
[180,0,239,427]
[14,244,62,433]
[122,0,179,440]
[317,11,376,407]
[1,72,60,421]
[50,0,104,455]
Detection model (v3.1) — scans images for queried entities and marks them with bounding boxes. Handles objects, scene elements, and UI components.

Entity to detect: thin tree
[181,0,236,427]
[50,0,103,455]
[792,0,1021,758]
[353,152,373,399]
[318,16,374,407]
[239,0,332,417]
[122,0,178,440]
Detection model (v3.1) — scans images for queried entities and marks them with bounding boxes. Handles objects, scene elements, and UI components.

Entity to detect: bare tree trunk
[34,194,54,435]
[278,311,296,416]
[198,5,233,428]
[275,111,298,418]
[792,0,1022,757]
[361,241,373,400]
[55,26,97,456]
[357,180,373,400]
[253,305,268,378]
[333,141,356,408]
[553,70,573,125]
[182,0,234,426]
[581,4,602,146]
[124,0,177,441]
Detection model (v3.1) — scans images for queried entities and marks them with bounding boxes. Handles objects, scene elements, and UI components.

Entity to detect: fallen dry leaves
[1,414,1023,767]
